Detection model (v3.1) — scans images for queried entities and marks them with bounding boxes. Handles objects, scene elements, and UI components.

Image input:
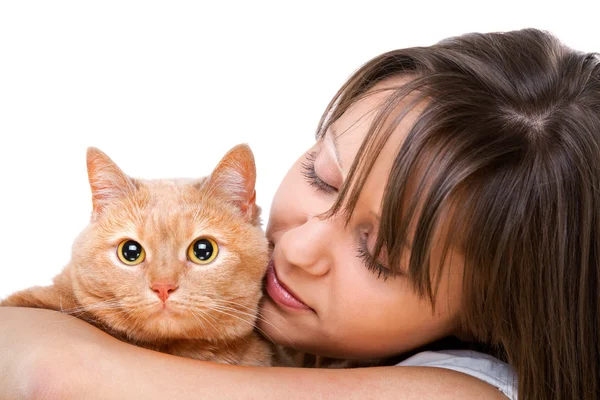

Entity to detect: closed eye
[356,232,392,280]
[301,151,338,194]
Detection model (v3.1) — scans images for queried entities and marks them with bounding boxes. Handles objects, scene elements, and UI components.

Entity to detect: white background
[0,1,598,299]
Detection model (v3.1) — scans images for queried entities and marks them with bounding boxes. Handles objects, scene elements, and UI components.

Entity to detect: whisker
[215,298,282,318]
[189,308,220,334]
[211,299,293,342]
[210,303,292,347]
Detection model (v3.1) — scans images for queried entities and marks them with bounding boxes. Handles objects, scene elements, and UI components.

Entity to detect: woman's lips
[266,260,312,311]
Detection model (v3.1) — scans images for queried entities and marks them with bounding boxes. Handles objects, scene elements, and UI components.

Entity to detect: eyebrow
[325,128,343,169]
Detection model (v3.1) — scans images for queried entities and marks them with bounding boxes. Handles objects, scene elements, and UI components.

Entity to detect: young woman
[1,28,598,399]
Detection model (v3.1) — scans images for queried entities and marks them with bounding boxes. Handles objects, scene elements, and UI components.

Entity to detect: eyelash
[301,151,392,281]
[301,152,338,194]
[357,233,391,280]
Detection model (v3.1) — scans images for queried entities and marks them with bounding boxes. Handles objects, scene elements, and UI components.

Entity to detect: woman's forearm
[74,342,507,400]
[0,307,100,399]
[0,307,506,400]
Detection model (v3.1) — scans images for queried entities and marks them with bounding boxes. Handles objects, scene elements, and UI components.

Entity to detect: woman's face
[258,81,465,359]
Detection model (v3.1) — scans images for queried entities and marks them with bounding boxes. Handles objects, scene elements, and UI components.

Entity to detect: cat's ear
[207,144,259,223]
[86,147,135,217]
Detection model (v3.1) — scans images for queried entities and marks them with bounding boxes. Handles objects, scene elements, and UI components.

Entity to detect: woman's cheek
[267,161,306,234]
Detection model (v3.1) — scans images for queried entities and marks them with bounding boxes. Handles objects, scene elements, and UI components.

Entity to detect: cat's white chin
[142,310,190,337]
[149,303,181,319]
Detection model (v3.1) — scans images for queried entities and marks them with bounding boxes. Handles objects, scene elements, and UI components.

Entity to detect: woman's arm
[0,307,507,400]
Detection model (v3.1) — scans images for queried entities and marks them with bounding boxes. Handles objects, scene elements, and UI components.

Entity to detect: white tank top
[397,350,518,399]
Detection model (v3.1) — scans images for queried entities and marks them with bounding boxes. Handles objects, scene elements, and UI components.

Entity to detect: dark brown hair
[318,29,600,399]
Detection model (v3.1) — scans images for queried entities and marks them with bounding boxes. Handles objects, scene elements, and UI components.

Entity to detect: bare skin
[0,308,506,399]
[0,80,508,398]
[259,80,465,359]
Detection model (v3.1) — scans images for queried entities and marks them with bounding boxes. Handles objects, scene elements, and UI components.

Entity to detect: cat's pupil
[122,240,142,262]
[193,239,214,261]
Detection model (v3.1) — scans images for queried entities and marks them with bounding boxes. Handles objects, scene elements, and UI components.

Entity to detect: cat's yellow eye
[188,238,219,265]
[117,240,146,266]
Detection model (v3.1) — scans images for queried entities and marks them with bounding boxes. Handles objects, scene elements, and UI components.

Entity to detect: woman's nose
[278,216,335,276]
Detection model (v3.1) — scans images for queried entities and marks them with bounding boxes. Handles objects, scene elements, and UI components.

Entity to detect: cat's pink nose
[151,282,178,302]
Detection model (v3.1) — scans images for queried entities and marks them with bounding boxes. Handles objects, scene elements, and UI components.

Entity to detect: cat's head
[69,145,268,344]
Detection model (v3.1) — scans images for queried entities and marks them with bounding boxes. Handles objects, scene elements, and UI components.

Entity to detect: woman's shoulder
[397,349,517,399]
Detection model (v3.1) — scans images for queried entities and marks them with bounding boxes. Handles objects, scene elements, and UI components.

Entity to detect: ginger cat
[1,145,272,366]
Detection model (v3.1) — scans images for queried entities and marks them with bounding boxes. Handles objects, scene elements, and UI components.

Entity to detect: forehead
[118,179,201,237]
[329,76,424,177]
[109,178,239,247]
[142,178,202,206]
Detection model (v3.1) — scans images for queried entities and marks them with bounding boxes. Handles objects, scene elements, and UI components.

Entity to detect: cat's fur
[1,145,272,366]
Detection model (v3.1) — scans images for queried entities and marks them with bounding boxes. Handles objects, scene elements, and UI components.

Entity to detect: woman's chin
[257,297,322,353]
[257,297,299,346]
